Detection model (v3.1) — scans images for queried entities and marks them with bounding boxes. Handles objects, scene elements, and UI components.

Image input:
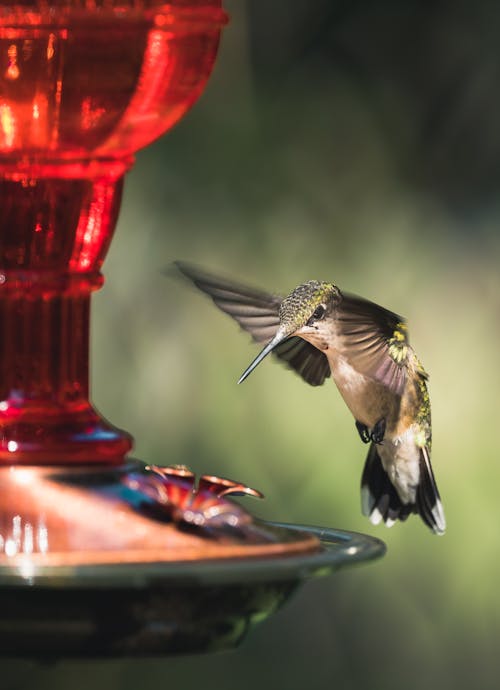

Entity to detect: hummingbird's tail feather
[361,444,413,528]
[361,443,446,535]
[416,446,446,536]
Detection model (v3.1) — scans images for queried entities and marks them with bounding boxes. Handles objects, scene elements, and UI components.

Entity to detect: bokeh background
[6,1,500,688]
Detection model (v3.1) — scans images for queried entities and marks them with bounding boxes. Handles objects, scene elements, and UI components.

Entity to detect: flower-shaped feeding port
[124,465,265,536]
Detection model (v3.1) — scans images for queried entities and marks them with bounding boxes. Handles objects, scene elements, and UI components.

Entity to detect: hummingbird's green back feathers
[175,261,331,386]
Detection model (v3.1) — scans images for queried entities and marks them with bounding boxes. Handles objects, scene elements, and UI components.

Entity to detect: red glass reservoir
[0,1,227,464]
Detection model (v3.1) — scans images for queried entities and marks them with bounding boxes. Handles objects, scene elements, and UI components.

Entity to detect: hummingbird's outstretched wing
[175,262,331,386]
[336,293,409,396]
[175,261,282,343]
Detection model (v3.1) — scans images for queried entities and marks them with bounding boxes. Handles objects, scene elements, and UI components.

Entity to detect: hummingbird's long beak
[238,329,290,384]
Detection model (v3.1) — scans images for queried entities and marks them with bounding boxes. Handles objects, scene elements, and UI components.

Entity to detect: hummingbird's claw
[356,421,371,444]
[355,418,386,444]
[371,417,386,444]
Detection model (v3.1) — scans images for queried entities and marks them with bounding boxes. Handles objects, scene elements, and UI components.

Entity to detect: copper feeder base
[0,463,385,657]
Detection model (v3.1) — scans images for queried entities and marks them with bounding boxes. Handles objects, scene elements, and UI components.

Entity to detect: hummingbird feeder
[0,0,385,657]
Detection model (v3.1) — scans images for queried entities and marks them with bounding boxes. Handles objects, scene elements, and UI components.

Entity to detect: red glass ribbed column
[0,171,129,462]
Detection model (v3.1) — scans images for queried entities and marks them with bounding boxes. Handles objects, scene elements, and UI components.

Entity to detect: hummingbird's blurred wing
[272,337,331,386]
[175,262,331,386]
[175,261,282,342]
[336,293,409,396]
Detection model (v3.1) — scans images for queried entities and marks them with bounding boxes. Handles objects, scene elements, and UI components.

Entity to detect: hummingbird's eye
[309,304,326,323]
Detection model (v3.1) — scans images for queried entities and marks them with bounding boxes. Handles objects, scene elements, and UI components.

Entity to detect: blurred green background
[6,1,500,688]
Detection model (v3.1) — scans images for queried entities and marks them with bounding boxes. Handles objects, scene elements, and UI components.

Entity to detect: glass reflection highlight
[0,515,48,557]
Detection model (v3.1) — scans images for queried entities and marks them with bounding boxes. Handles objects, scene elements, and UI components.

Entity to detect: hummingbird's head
[279,280,338,340]
[238,280,339,383]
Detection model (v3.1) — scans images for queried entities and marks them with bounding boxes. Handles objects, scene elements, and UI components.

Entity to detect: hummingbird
[175,261,446,535]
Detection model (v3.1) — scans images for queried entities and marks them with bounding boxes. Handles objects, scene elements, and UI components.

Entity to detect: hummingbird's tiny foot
[356,420,371,444]
[371,417,386,444]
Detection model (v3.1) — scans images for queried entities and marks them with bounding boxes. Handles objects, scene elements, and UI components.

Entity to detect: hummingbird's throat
[299,330,329,351]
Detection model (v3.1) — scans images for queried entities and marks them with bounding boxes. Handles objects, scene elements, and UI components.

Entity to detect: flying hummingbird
[175,261,446,535]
